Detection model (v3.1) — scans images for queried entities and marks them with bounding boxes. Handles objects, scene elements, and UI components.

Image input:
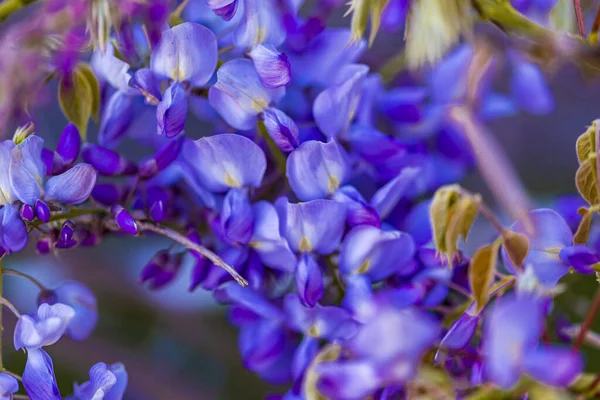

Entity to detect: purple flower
[22,348,61,400]
[0,373,18,400]
[276,198,346,255]
[72,362,128,400]
[501,209,573,286]
[286,140,351,201]
[233,0,286,49]
[140,250,184,290]
[182,134,267,192]
[313,64,369,138]
[248,44,291,88]
[221,188,254,244]
[207,0,239,20]
[510,53,553,115]
[295,254,324,307]
[14,303,75,351]
[209,59,285,130]
[483,294,582,388]
[262,108,299,152]
[339,225,416,281]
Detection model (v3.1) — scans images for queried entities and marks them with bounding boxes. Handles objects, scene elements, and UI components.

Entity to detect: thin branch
[574,288,600,350]
[3,269,46,291]
[138,222,248,286]
[0,297,21,319]
[573,0,586,37]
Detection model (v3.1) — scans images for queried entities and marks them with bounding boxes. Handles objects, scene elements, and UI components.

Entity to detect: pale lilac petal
[44,164,98,204]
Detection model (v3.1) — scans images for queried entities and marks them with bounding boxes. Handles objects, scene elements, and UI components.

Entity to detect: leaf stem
[573,0,586,37]
[575,288,600,350]
[3,268,46,291]
[137,222,248,286]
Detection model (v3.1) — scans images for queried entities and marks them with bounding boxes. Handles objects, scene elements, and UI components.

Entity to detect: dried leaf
[58,64,95,139]
[574,207,593,244]
[469,241,500,313]
[576,120,599,163]
[430,184,461,256]
[444,195,480,262]
[346,0,390,45]
[576,156,600,206]
[502,230,530,267]
[304,344,342,400]
[77,63,101,122]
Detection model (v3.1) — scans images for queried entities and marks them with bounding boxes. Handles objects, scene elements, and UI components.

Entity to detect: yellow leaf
[576,156,600,206]
[469,242,500,313]
[58,64,95,139]
[444,195,480,263]
[430,184,461,257]
[576,121,599,164]
[574,207,593,245]
[77,63,101,122]
[502,230,530,267]
[304,344,342,400]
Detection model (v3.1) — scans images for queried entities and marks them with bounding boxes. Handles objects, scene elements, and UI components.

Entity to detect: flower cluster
[0,0,599,398]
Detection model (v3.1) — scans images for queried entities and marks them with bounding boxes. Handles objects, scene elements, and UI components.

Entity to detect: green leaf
[502,230,530,267]
[570,373,600,397]
[445,195,480,263]
[469,241,500,313]
[429,184,461,258]
[576,156,600,206]
[77,63,101,122]
[58,64,96,139]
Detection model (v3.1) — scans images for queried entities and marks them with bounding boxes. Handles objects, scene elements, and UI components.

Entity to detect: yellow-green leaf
[469,242,500,313]
[502,230,530,267]
[346,0,390,45]
[574,207,593,244]
[570,373,600,397]
[430,184,461,256]
[444,195,480,263]
[576,120,598,163]
[576,156,600,206]
[304,344,342,400]
[77,63,101,122]
[58,65,94,139]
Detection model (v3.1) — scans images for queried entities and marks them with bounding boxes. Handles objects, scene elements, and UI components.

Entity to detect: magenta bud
[60,221,75,242]
[112,205,138,235]
[20,204,35,221]
[35,200,51,223]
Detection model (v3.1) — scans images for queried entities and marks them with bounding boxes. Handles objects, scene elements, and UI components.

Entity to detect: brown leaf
[576,121,598,164]
[469,242,500,313]
[429,184,461,256]
[574,207,593,244]
[444,195,480,263]
[576,156,600,206]
[502,230,530,267]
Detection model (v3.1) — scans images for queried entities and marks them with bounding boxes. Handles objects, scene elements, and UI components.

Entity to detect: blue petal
[157,82,188,138]
[437,312,479,358]
[240,319,286,370]
[331,185,381,228]
[22,349,61,400]
[221,188,254,244]
[313,64,369,138]
[104,363,127,400]
[0,141,16,205]
[214,281,285,321]
[277,198,346,255]
[182,134,266,192]
[296,253,323,308]
[378,86,426,124]
[263,108,299,152]
[346,125,406,165]
[14,303,75,350]
[248,44,291,88]
[9,136,46,205]
[53,281,98,341]
[522,345,583,388]
[207,0,239,21]
[74,362,117,400]
[99,91,139,148]
[339,226,416,281]
[401,199,432,246]
[150,22,218,86]
[316,360,381,400]
[559,245,597,274]
[129,68,162,105]
[250,201,297,272]
[233,0,285,48]
[91,43,133,92]
[44,164,97,205]
[55,124,81,166]
[1,205,28,253]
[286,140,351,201]
[291,336,318,383]
[428,44,472,104]
[287,29,365,88]
[81,145,136,177]
[370,167,421,219]
[482,294,545,389]
[208,59,285,130]
[501,209,572,286]
[510,57,553,115]
[0,373,18,398]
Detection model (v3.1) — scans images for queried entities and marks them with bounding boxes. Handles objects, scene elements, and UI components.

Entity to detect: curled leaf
[77,63,101,122]
[576,156,600,206]
[430,184,461,257]
[58,63,98,139]
[469,241,500,313]
[445,194,480,263]
[574,207,593,245]
[346,0,390,45]
[576,121,599,164]
[502,230,530,267]
[304,344,342,400]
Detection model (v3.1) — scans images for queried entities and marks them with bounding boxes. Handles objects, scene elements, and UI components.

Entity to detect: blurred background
[2,0,600,399]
